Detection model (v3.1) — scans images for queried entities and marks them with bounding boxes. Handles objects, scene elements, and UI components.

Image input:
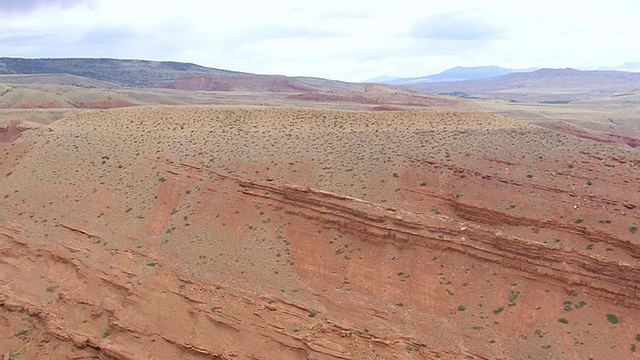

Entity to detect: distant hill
[0,58,461,110]
[148,74,373,93]
[0,58,246,86]
[406,68,640,102]
[0,58,380,94]
[368,66,536,85]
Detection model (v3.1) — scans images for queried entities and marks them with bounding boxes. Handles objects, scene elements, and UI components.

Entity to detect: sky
[1,0,639,82]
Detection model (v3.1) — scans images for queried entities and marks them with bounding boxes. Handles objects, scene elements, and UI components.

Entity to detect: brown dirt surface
[471,93,640,150]
[1,105,639,359]
[0,84,140,110]
[151,75,319,93]
[288,85,458,107]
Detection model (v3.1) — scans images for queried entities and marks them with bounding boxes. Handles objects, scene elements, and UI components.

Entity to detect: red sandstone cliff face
[1,106,639,359]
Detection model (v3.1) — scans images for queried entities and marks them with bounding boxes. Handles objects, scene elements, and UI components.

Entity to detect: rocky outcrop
[181,162,640,309]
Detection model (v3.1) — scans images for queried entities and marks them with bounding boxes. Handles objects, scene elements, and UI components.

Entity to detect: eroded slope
[1,106,639,359]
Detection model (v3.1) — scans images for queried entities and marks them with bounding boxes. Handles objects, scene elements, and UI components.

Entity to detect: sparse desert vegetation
[0,75,639,359]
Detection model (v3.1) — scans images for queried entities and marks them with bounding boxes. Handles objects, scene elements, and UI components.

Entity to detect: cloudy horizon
[1,0,639,82]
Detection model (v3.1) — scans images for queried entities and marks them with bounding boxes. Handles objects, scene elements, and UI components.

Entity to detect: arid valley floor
[1,64,639,359]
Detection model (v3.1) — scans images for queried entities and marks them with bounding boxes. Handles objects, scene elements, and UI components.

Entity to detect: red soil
[0,120,26,144]
[0,106,638,359]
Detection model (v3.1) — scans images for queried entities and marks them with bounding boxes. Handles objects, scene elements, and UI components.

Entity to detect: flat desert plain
[1,105,639,359]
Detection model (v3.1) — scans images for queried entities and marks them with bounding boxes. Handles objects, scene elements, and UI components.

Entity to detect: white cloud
[1,0,639,81]
[0,0,92,14]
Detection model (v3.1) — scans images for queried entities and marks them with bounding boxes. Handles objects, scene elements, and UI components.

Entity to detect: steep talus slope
[1,106,639,359]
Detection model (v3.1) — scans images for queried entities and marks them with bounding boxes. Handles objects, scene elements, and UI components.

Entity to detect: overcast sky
[1,0,639,81]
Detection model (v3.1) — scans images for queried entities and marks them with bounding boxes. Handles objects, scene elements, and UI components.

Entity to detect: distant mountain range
[406,67,640,102]
[367,63,640,86]
[366,66,537,85]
